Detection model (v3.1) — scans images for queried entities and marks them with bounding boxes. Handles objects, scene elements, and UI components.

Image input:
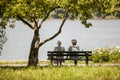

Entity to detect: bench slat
[48,58,92,61]
[47,53,92,56]
[48,51,92,53]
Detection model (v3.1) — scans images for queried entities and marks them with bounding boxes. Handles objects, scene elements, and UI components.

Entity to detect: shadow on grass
[1,63,120,70]
[0,65,66,70]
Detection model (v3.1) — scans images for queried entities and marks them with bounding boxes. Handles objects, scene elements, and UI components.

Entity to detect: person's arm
[63,47,65,51]
[77,46,80,51]
[68,46,72,51]
[54,47,57,51]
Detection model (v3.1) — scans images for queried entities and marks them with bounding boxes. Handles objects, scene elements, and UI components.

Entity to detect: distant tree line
[51,3,120,19]
[52,9,120,19]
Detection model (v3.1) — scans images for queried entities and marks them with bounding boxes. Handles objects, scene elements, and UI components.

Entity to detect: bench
[47,51,92,66]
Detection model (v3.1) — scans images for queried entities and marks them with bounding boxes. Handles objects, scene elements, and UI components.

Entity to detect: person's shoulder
[68,46,72,50]
[76,46,79,48]
[54,46,58,49]
[61,47,65,50]
[76,46,80,50]
[54,46,57,48]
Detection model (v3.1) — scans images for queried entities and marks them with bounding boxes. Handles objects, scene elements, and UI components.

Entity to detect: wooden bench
[47,51,92,66]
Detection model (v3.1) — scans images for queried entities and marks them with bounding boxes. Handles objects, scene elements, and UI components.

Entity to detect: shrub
[110,51,120,63]
[92,47,120,63]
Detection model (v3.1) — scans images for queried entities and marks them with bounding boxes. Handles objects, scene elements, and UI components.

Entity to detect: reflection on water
[1,19,120,60]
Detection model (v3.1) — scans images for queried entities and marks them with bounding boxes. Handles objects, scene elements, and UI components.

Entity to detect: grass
[0,60,119,67]
[0,66,120,80]
[0,60,92,65]
[0,60,50,65]
[0,60,27,64]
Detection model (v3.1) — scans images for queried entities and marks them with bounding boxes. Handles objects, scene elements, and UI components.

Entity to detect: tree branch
[33,14,38,27]
[39,9,69,47]
[38,6,60,29]
[17,16,34,29]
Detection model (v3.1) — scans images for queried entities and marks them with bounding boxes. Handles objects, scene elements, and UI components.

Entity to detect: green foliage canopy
[0,0,120,28]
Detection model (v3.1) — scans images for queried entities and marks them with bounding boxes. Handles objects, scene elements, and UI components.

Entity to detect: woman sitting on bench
[68,39,80,65]
[54,41,65,66]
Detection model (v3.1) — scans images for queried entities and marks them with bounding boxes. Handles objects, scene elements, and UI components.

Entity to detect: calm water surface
[0,19,120,60]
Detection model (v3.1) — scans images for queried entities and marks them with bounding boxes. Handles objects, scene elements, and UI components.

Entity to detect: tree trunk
[28,28,40,66]
[27,8,68,66]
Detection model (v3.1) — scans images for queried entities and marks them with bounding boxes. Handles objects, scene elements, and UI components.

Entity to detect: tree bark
[28,28,40,66]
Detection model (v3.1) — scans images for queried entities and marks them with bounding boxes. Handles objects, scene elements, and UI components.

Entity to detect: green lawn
[0,66,120,80]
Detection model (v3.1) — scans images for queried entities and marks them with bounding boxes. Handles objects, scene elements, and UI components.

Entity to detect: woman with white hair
[68,39,80,65]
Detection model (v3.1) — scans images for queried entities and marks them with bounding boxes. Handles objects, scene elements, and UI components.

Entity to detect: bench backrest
[47,51,92,56]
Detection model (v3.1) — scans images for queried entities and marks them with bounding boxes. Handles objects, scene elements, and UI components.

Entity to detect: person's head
[57,41,61,46]
[71,39,77,45]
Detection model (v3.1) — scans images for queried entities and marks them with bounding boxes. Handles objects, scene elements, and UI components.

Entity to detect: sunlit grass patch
[0,66,120,80]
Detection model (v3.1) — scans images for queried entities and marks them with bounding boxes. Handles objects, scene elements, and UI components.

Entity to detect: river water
[0,19,120,60]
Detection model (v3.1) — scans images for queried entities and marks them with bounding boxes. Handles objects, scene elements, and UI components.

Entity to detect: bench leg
[50,60,53,65]
[74,60,77,66]
[86,52,89,66]
[86,60,88,66]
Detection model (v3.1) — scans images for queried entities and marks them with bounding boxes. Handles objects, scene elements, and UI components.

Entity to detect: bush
[110,51,120,63]
[92,47,120,63]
